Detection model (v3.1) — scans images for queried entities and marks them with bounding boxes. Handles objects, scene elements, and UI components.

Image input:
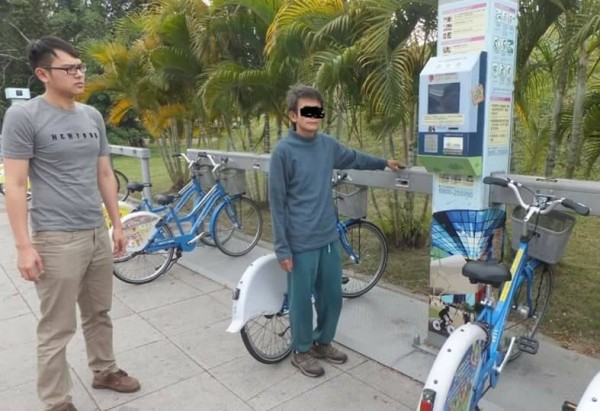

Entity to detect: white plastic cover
[226,253,288,333]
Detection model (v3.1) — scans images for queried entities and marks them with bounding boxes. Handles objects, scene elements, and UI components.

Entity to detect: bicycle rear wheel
[213,196,263,257]
[419,323,488,411]
[114,169,129,201]
[501,262,553,362]
[240,311,292,364]
[341,220,388,298]
[113,214,175,284]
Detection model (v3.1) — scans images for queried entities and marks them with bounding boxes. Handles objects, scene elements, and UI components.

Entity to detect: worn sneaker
[50,403,78,411]
[92,369,141,393]
[291,351,325,377]
[309,343,348,364]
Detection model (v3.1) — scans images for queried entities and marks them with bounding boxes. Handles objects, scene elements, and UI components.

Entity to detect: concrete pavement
[2,194,599,410]
[0,200,422,411]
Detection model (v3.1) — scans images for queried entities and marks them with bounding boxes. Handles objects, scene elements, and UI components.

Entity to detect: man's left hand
[387,159,405,171]
[112,226,126,257]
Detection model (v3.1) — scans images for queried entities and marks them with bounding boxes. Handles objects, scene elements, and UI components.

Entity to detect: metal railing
[186,148,600,216]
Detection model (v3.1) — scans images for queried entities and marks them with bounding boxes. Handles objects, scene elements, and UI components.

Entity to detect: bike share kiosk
[421,0,519,346]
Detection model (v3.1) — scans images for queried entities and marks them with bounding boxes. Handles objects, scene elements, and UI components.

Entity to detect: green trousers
[287,240,343,353]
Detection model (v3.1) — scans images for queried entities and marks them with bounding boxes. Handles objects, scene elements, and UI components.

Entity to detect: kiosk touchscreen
[418,51,487,176]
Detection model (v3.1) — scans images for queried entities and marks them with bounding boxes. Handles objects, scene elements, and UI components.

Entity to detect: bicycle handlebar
[173,152,230,175]
[332,171,351,187]
[483,176,590,216]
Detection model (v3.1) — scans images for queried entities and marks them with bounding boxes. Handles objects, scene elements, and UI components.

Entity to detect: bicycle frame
[337,218,362,263]
[143,179,233,253]
[471,212,545,403]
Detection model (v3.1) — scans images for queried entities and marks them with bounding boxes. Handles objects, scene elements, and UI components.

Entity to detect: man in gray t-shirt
[1,36,140,411]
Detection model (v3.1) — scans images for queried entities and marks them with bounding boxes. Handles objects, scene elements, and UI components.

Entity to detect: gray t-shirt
[1,96,110,231]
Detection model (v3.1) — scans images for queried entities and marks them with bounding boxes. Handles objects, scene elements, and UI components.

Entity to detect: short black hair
[26,36,79,71]
[286,85,324,113]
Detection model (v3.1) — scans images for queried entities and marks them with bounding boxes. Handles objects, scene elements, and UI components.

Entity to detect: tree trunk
[245,115,254,151]
[276,113,283,142]
[335,87,344,140]
[263,113,271,153]
[565,40,588,179]
[223,116,237,152]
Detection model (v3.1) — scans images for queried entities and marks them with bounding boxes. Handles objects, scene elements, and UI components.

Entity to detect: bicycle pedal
[517,336,539,354]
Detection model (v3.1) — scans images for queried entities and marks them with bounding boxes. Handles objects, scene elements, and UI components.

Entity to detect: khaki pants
[32,226,118,410]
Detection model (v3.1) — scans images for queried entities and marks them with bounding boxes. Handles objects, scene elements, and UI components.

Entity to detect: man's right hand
[279,258,293,273]
[17,245,45,282]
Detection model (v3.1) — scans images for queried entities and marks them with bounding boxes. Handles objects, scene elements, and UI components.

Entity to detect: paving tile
[170,319,246,370]
[210,353,304,401]
[0,291,31,320]
[0,266,18,298]
[115,276,202,312]
[349,360,423,408]
[110,373,251,411]
[68,314,165,361]
[247,361,342,411]
[0,368,98,411]
[170,264,227,294]
[18,286,41,319]
[0,313,37,350]
[208,287,235,307]
[108,295,135,320]
[271,373,409,411]
[0,341,37,392]
[140,294,230,337]
[74,339,204,411]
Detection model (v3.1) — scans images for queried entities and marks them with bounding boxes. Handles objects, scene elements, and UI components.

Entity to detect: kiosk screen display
[428,83,461,114]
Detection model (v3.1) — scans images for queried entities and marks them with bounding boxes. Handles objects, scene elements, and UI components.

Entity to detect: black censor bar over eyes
[300,106,325,119]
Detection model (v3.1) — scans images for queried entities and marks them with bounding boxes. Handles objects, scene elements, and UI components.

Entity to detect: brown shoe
[50,403,77,411]
[92,369,141,393]
[291,351,325,378]
[309,343,348,364]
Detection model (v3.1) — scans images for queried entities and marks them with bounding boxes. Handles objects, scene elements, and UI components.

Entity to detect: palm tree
[564,1,600,178]
[84,0,211,189]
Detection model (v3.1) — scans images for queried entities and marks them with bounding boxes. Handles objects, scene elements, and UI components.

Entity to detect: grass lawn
[111,145,600,358]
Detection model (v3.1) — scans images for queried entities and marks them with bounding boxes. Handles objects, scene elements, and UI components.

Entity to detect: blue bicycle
[121,174,218,247]
[112,152,263,284]
[418,176,590,411]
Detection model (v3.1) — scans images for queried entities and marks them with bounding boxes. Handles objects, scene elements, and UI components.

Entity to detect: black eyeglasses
[42,63,87,75]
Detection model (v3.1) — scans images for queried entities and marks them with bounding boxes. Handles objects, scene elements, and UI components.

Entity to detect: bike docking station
[418,0,519,350]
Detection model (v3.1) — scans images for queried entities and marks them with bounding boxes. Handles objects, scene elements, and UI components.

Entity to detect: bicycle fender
[420,322,487,411]
[226,253,287,333]
[577,371,600,411]
[112,211,162,253]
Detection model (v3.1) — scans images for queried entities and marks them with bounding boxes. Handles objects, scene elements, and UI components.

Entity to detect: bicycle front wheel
[213,196,263,257]
[502,263,554,362]
[113,219,175,284]
[114,169,129,201]
[420,322,488,411]
[240,312,292,364]
[340,220,388,298]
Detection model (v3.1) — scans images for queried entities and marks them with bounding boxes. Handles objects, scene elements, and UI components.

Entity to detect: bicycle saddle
[154,194,177,205]
[462,261,511,287]
[126,182,146,193]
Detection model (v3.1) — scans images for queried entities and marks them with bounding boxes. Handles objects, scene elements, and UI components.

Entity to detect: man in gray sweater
[268,85,402,377]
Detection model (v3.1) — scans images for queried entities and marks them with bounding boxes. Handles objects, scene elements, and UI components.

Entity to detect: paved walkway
[2,196,599,410]
[0,200,421,411]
